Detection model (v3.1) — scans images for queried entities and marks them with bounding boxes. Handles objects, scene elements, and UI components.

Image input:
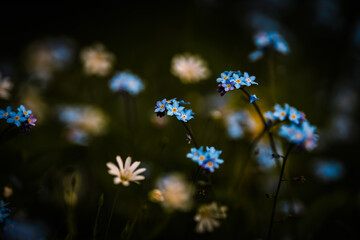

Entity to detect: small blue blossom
[250,94,259,103]
[232,74,243,89]
[222,79,234,92]
[288,107,301,124]
[315,160,344,182]
[155,99,167,113]
[273,104,290,121]
[216,71,233,83]
[176,109,194,122]
[264,111,275,121]
[249,50,264,62]
[166,100,185,116]
[279,120,318,150]
[186,146,223,172]
[17,105,32,118]
[240,72,258,86]
[7,111,27,127]
[279,124,305,144]
[109,72,144,95]
[0,106,12,119]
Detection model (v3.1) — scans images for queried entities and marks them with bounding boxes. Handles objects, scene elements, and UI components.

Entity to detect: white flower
[81,43,115,76]
[171,53,210,84]
[0,73,13,100]
[155,173,194,212]
[106,156,146,187]
[194,202,227,233]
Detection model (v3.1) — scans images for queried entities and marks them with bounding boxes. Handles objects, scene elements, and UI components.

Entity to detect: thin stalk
[105,188,121,240]
[93,194,104,240]
[267,144,294,240]
[240,88,280,168]
[181,121,198,149]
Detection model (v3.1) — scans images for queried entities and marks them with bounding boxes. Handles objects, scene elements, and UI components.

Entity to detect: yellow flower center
[160,105,164,109]
[223,76,228,80]
[23,111,28,115]
[246,78,251,82]
[28,118,32,124]
[120,169,133,182]
[227,84,231,88]
[291,115,296,119]
[182,115,187,119]
[207,161,213,167]
[173,108,177,112]
[281,112,285,116]
[14,116,20,121]
[3,113,8,116]
[199,156,205,161]
[236,79,241,83]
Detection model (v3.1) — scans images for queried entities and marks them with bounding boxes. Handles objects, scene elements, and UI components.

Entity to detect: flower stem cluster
[154,98,194,122]
[0,105,37,130]
[216,71,258,96]
[265,104,318,150]
[187,146,223,173]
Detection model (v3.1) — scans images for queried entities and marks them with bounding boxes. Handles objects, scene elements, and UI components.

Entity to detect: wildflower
[3,186,13,198]
[171,53,210,83]
[106,156,146,186]
[17,105,32,118]
[0,106,12,119]
[187,146,223,172]
[314,160,344,182]
[80,43,115,76]
[0,74,13,100]
[26,114,37,127]
[216,71,233,84]
[279,120,318,150]
[148,189,164,202]
[232,73,243,89]
[154,99,167,113]
[109,71,144,95]
[0,201,10,223]
[249,31,290,61]
[7,111,27,127]
[288,107,301,124]
[273,104,290,121]
[194,202,227,233]
[166,100,185,116]
[154,173,193,211]
[222,79,235,92]
[176,109,195,122]
[250,94,259,103]
[240,72,258,87]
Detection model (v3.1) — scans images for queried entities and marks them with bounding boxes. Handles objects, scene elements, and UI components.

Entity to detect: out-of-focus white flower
[171,53,210,84]
[155,173,194,211]
[106,156,146,187]
[26,38,74,82]
[81,44,115,77]
[194,202,227,233]
[148,189,164,202]
[0,73,13,100]
[58,105,108,145]
[3,186,13,198]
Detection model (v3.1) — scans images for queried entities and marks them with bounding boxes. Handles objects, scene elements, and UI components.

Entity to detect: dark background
[0,1,359,239]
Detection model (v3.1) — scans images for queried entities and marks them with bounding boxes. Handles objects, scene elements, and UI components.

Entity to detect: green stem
[240,88,280,168]
[181,121,199,149]
[105,188,121,239]
[93,194,104,240]
[267,144,294,240]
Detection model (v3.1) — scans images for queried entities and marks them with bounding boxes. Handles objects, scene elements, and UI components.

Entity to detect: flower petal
[124,156,131,170]
[116,155,124,173]
[133,168,146,176]
[129,161,141,172]
[106,162,120,176]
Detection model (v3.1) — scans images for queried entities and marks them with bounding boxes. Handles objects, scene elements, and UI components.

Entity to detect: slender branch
[105,188,121,240]
[181,121,199,149]
[240,88,280,168]
[267,144,294,240]
[93,194,104,240]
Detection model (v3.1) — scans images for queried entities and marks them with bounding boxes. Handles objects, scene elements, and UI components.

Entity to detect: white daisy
[0,73,13,100]
[194,202,227,233]
[80,43,115,77]
[171,53,210,84]
[106,156,146,187]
